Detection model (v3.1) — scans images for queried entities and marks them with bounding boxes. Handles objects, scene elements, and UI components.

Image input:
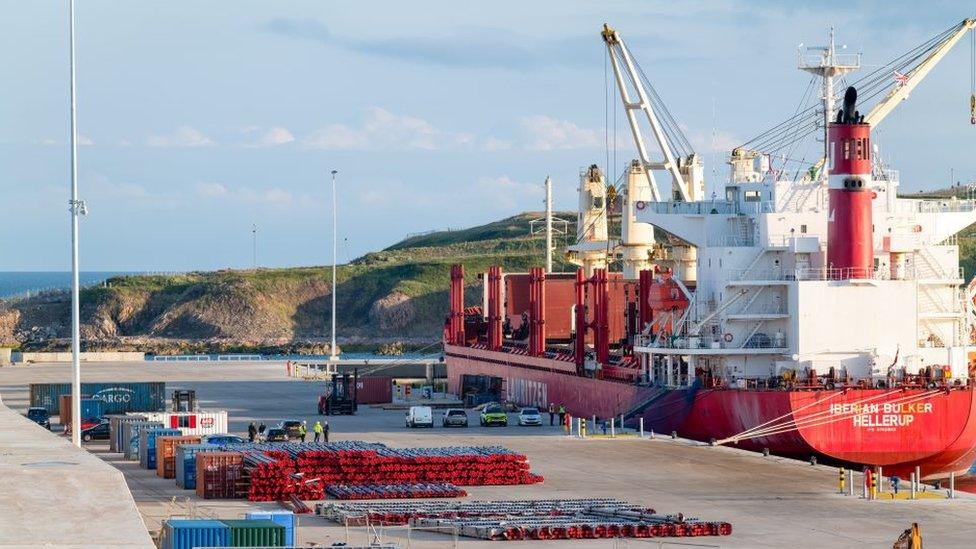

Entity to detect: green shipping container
[220,519,285,547]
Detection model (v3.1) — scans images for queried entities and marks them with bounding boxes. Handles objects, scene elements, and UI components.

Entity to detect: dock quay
[2,359,975,548]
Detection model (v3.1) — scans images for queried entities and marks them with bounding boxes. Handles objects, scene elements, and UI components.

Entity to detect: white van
[405,406,434,428]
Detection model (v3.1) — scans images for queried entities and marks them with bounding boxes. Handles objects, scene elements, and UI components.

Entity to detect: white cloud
[303,107,474,151]
[78,134,94,146]
[482,137,513,151]
[196,182,229,197]
[257,126,295,146]
[196,181,295,208]
[147,126,214,148]
[519,115,601,151]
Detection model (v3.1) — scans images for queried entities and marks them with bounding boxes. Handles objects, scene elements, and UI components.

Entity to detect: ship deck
[2,360,975,548]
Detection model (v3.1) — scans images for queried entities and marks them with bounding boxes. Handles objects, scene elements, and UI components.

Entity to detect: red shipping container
[155,435,201,478]
[355,376,393,404]
[196,452,246,500]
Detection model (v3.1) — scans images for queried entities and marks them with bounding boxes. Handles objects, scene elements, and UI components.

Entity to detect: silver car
[442,409,469,427]
[518,407,543,426]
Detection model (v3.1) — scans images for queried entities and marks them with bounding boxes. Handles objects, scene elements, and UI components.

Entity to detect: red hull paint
[686,388,976,478]
[446,345,976,478]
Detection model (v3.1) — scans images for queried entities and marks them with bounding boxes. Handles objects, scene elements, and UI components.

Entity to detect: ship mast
[798,29,861,183]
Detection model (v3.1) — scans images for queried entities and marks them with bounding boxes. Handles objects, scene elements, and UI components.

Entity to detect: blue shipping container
[245,511,296,546]
[175,444,217,489]
[139,428,181,469]
[162,519,229,549]
[80,398,103,419]
[124,421,164,460]
[30,382,166,415]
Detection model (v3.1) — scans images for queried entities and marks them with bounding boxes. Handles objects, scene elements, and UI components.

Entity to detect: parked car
[473,401,520,413]
[480,405,508,427]
[265,428,288,442]
[81,418,110,442]
[517,407,543,426]
[201,434,246,445]
[442,409,469,428]
[278,420,304,439]
[405,406,434,428]
[26,407,51,430]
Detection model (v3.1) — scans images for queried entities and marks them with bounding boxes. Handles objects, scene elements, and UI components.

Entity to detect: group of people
[247,419,330,443]
[546,402,567,426]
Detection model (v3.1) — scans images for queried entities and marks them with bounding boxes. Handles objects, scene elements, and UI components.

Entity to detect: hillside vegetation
[0,212,577,352]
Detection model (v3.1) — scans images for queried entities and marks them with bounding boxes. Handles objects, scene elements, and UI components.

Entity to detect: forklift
[172,389,197,412]
[318,369,358,415]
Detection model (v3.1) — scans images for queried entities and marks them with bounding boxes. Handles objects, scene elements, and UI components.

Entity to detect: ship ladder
[714,389,943,445]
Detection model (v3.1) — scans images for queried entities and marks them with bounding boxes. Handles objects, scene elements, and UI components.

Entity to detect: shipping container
[220,519,285,547]
[245,511,295,546]
[196,452,246,499]
[57,395,103,426]
[29,382,165,415]
[122,421,164,460]
[138,411,228,436]
[356,376,393,404]
[175,444,218,489]
[109,415,146,453]
[155,435,201,478]
[162,519,229,549]
[139,428,181,469]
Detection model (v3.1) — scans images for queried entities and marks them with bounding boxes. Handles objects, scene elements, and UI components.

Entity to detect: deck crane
[602,24,704,203]
[864,18,975,127]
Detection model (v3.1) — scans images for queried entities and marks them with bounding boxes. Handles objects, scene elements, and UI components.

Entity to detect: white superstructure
[595,20,976,388]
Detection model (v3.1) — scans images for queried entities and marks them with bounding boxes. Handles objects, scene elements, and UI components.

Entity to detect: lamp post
[251,224,257,269]
[68,0,85,447]
[330,170,339,361]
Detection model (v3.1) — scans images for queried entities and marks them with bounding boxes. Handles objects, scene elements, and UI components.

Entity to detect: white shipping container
[129,411,229,436]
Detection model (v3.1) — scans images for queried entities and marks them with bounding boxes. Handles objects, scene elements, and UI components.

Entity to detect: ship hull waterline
[446,344,976,479]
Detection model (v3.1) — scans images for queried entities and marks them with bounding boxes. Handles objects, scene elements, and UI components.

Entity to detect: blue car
[201,434,246,445]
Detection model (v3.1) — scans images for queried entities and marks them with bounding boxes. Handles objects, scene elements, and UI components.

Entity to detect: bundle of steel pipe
[325,483,467,500]
[213,442,541,502]
[315,499,731,540]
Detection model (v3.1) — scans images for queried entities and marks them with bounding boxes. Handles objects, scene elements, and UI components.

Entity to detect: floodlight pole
[69,0,84,447]
[330,170,339,361]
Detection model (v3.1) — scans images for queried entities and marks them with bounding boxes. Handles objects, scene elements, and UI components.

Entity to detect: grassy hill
[0,212,578,353]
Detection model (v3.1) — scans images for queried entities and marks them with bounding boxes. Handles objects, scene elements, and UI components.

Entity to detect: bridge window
[744,190,761,202]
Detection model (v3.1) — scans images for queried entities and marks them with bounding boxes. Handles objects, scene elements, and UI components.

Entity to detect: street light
[330,170,339,361]
[68,0,85,447]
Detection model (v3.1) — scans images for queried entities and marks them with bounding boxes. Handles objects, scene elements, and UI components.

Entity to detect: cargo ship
[444,21,976,478]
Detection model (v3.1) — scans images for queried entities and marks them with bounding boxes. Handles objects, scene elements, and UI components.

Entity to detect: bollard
[848,469,854,496]
[580,417,587,438]
[838,468,845,494]
[650,429,655,439]
[565,414,573,435]
[950,472,955,499]
[639,417,644,438]
[877,466,883,494]
[610,418,616,438]
[861,470,868,499]
[910,473,916,500]
[915,466,921,494]
[619,414,624,431]
[576,417,582,438]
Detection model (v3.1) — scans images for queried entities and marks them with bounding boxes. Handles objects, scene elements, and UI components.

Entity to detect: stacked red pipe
[216,443,542,502]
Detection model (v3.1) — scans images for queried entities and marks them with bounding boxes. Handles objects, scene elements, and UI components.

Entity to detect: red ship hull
[446,344,976,478]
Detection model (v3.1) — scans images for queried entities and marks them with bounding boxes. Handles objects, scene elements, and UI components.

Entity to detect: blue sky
[1,1,974,271]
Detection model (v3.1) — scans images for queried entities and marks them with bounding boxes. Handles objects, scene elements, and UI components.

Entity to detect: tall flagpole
[330,170,338,361]
[69,0,83,447]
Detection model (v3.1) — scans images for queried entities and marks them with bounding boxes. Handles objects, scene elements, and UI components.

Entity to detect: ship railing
[899,198,976,214]
[644,200,736,215]
[725,266,930,282]
[707,234,756,247]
